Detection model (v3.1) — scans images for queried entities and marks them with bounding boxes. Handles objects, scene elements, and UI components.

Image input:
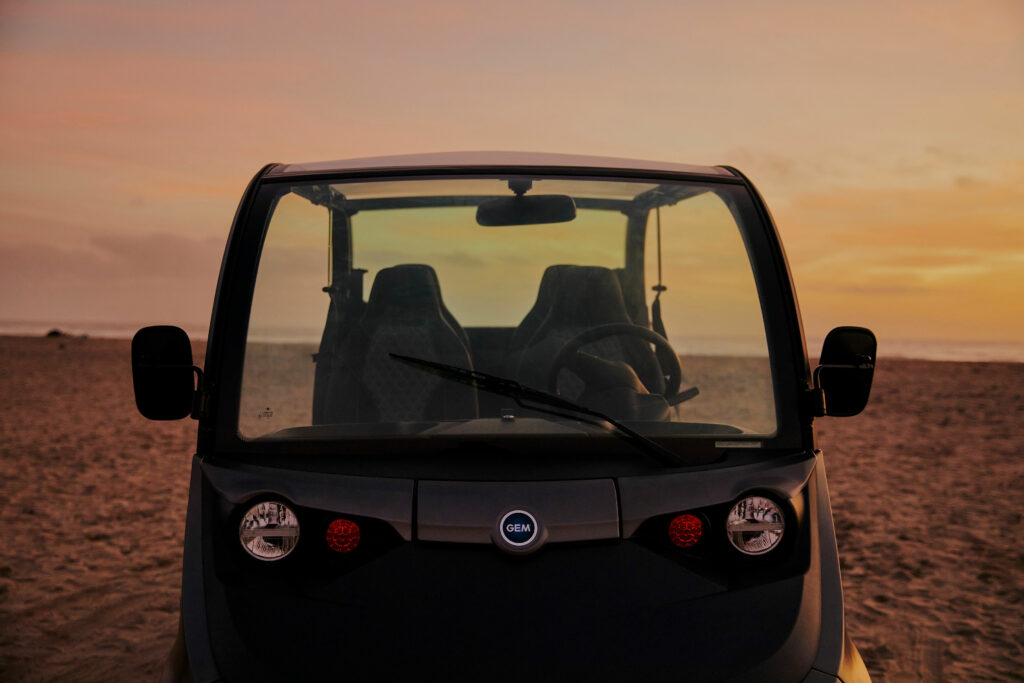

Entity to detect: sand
[818,358,1024,681]
[0,335,1021,681]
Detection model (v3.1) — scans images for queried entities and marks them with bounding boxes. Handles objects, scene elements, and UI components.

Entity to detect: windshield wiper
[390,353,687,467]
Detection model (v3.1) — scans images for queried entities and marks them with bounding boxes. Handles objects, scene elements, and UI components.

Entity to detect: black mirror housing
[814,326,877,417]
[476,195,577,226]
[132,325,196,420]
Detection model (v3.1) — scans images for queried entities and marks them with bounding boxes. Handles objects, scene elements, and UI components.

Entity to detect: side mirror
[131,325,198,420]
[812,326,876,417]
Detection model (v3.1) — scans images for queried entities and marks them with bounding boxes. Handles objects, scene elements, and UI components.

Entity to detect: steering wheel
[546,323,683,399]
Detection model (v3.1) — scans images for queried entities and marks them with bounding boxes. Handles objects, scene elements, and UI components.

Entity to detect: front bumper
[173,452,869,682]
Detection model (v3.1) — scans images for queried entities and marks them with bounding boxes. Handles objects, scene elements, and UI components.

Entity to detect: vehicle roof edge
[265,151,735,178]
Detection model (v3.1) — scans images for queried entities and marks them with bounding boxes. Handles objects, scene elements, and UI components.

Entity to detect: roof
[265,151,733,178]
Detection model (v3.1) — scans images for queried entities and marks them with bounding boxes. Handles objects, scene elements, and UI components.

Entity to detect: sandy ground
[818,358,1024,681]
[0,335,1021,681]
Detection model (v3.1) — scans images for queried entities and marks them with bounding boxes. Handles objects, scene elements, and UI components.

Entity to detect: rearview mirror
[131,325,197,420]
[814,326,876,417]
[476,195,577,226]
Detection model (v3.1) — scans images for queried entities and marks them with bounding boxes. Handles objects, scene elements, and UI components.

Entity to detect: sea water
[1,320,1021,363]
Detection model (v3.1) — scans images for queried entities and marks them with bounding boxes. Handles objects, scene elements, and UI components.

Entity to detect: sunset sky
[0,0,1021,358]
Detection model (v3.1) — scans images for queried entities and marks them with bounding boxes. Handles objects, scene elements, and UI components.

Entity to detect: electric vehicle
[133,152,875,682]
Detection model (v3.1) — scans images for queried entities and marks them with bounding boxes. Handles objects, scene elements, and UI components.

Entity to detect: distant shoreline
[0,321,209,342]
[3,329,1021,364]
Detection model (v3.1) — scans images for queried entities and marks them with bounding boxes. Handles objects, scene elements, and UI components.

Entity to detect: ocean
[1,320,1021,363]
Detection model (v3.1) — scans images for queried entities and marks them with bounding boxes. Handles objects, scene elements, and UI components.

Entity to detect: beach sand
[819,358,1024,681]
[0,335,1021,681]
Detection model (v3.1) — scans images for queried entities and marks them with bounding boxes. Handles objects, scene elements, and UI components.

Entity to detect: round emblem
[499,510,539,547]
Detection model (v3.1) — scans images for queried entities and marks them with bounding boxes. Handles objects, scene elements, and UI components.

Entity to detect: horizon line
[1,319,1021,364]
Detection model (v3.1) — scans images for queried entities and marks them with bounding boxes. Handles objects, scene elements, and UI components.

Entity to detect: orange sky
[0,0,1021,355]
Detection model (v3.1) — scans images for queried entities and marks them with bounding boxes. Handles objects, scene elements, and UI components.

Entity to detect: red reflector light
[326,519,360,553]
[668,514,702,548]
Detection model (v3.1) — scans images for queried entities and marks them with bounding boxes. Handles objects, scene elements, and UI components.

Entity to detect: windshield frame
[201,163,811,474]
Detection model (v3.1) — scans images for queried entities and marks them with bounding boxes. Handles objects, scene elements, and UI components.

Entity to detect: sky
[0,0,1022,357]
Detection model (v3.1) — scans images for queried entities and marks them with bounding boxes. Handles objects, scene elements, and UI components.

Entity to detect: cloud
[0,0,1021,347]
[436,251,486,268]
[0,233,223,324]
[771,164,1024,342]
[779,164,1024,254]
[87,233,223,278]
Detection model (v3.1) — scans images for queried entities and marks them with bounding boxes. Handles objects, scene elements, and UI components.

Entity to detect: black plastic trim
[718,165,815,444]
[267,164,744,186]
[198,163,280,456]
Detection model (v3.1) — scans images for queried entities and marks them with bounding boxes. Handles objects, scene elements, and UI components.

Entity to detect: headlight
[239,501,300,561]
[726,495,785,555]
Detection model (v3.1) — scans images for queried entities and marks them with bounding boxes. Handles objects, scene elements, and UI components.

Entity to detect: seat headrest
[366,264,445,316]
[545,265,630,326]
[532,265,570,311]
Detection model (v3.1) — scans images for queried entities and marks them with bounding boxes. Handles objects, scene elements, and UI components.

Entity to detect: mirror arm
[805,364,834,417]
[190,366,205,420]
[808,356,875,417]
[803,384,827,417]
[815,360,875,373]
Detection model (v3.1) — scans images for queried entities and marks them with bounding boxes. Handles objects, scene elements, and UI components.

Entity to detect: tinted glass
[238,177,776,440]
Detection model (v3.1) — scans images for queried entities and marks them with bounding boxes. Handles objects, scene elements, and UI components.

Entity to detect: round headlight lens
[239,501,300,561]
[726,495,785,555]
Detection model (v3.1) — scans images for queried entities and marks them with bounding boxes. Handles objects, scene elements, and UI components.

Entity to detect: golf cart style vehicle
[133,152,875,682]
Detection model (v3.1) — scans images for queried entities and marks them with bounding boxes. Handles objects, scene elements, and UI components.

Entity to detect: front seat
[512,265,666,397]
[505,265,568,367]
[322,264,478,423]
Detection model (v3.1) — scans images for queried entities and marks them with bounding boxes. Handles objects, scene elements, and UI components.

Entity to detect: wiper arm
[390,353,687,468]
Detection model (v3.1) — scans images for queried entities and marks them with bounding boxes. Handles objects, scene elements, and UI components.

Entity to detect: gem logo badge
[499,510,539,547]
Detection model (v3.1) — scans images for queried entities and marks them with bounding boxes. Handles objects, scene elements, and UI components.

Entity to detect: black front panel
[206,541,816,682]
[196,457,823,682]
[417,479,619,548]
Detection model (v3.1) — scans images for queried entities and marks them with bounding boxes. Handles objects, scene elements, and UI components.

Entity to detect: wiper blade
[390,353,687,467]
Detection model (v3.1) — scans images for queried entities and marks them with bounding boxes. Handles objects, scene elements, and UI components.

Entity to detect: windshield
[238,176,776,442]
